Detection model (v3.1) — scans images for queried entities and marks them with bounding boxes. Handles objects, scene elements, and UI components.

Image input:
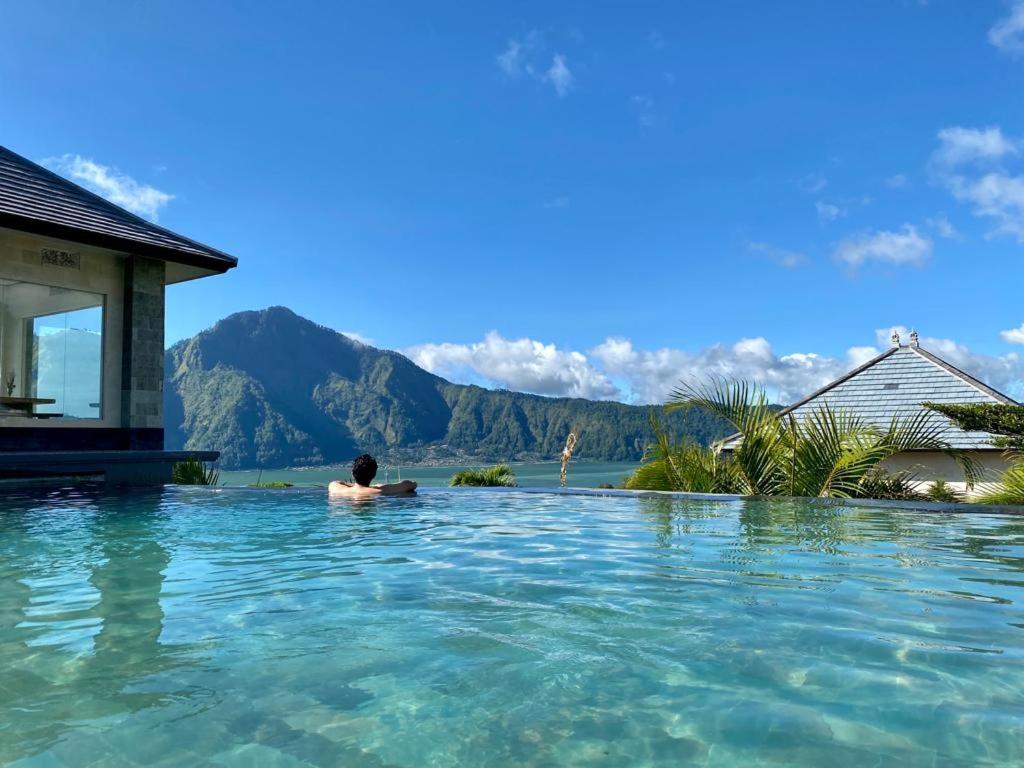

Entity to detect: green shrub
[172,458,220,486]
[854,469,924,501]
[924,402,1024,451]
[624,412,742,493]
[976,461,1024,506]
[449,465,517,487]
[249,481,294,488]
[925,480,964,503]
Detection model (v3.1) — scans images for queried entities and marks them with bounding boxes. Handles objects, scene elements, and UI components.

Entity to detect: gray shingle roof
[0,145,237,273]
[722,344,1018,450]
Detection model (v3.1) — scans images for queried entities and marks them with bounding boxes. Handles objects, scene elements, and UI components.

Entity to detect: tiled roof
[722,344,1018,450]
[0,145,236,272]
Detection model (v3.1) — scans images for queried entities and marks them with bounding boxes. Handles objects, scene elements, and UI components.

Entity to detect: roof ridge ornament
[890,330,901,348]
[909,329,919,348]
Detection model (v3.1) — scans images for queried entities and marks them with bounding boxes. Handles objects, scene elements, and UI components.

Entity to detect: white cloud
[834,225,932,268]
[885,174,909,189]
[341,330,375,346]
[497,39,525,75]
[931,126,1024,240]
[933,126,1017,167]
[630,94,656,127]
[1001,323,1024,344]
[815,201,845,222]
[404,327,1024,405]
[543,196,570,209]
[798,173,828,193]
[497,33,574,97]
[990,0,1024,57]
[543,54,574,97]
[406,331,618,400]
[946,171,1024,240]
[926,214,959,239]
[590,336,863,404]
[747,241,806,269]
[43,154,173,221]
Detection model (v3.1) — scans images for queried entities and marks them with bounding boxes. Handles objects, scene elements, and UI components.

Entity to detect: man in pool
[328,454,417,498]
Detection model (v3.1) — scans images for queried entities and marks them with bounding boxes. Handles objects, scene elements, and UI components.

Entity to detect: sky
[2,0,1024,404]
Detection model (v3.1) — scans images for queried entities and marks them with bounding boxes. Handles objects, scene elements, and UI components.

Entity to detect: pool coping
[203,483,1024,515]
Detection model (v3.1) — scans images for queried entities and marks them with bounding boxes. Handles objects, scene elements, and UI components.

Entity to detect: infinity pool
[1,487,1022,766]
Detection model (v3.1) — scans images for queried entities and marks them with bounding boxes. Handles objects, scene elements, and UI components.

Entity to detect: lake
[220,460,639,489]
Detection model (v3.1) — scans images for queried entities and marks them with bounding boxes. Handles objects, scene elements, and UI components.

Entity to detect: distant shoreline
[220,460,640,489]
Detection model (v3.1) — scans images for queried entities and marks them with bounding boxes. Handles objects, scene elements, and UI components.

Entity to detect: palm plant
[171,458,220,486]
[651,379,981,499]
[925,480,965,503]
[449,464,518,487]
[624,411,741,493]
[976,460,1024,506]
[856,469,925,501]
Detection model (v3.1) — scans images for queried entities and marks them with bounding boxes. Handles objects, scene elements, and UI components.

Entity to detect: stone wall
[120,256,166,437]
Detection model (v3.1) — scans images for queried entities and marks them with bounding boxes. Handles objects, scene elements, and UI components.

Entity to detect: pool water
[1,487,1022,767]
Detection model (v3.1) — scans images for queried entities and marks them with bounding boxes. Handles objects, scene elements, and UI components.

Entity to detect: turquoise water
[2,487,1023,767]
[220,460,638,489]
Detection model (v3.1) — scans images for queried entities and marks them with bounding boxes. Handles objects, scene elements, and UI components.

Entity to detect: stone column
[120,256,165,449]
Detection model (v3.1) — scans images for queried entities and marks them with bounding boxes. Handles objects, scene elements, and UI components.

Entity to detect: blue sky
[3,1,1024,403]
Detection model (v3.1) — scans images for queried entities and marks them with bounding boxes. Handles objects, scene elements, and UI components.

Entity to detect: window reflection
[0,280,104,420]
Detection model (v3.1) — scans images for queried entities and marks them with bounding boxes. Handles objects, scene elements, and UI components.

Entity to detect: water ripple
[1,487,1022,766]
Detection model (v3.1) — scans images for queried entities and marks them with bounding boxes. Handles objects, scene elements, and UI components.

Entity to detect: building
[0,145,237,482]
[720,331,1018,493]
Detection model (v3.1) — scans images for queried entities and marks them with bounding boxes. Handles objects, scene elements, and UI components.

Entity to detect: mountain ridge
[164,306,730,469]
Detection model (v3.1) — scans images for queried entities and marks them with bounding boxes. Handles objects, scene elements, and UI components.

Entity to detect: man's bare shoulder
[328,481,382,497]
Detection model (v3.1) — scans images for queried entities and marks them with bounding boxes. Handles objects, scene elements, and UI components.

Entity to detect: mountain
[164,307,731,469]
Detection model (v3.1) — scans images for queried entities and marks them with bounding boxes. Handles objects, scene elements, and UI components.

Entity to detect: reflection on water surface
[1,487,1022,766]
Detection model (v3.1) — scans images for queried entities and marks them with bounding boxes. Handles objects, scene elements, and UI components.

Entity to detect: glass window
[0,280,104,420]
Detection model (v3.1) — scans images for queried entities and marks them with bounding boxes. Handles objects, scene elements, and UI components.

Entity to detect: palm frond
[667,379,784,495]
[624,410,742,493]
[172,458,220,485]
[976,459,1024,506]
[787,406,888,497]
[880,410,983,489]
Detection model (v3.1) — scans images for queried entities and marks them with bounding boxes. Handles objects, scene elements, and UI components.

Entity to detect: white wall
[880,450,1015,497]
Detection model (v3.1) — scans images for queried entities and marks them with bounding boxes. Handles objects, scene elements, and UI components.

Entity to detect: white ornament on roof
[890,330,901,348]
[909,330,919,347]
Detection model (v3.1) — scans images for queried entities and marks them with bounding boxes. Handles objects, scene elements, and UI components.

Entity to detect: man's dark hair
[352,454,378,486]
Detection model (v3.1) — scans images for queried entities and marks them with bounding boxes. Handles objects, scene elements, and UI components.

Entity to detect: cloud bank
[406,328,1024,406]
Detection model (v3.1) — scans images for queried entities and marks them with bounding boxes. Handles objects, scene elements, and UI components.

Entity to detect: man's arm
[377,480,417,495]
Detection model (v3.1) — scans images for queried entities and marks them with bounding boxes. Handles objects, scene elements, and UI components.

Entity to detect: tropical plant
[171,458,220,485]
[624,411,742,493]
[249,481,294,488]
[624,379,981,499]
[925,480,965,503]
[855,469,924,501]
[976,460,1024,506]
[449,464,518,487]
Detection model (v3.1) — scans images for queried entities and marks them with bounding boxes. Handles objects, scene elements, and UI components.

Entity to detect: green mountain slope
[165,307,730,469]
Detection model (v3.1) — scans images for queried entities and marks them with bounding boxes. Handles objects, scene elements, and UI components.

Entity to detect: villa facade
[0,146,237,482]
[721,331,1018,493]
